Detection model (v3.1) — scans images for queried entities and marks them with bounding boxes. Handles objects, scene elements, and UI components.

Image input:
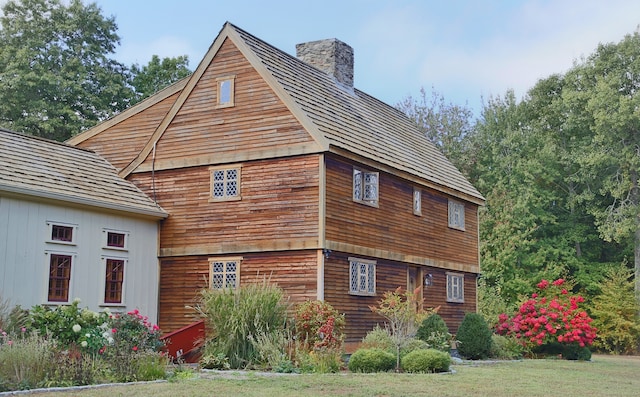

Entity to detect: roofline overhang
[0,184,168,220]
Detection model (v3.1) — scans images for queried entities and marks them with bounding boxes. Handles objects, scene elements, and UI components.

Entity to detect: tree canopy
[0,0,191,141]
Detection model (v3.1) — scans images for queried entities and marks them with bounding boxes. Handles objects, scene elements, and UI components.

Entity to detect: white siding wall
[0,195,160,324]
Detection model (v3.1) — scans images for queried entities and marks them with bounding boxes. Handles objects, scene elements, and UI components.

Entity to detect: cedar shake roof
[0,128,167,218]
[69,22,484,204]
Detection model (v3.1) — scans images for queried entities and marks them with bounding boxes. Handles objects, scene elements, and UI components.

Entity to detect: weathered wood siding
[325,154,479,269]
[324,252,476,343]
[158,251,318,332]
[137,38,316,170]
[75,92,180,172]
[128,155,320,255]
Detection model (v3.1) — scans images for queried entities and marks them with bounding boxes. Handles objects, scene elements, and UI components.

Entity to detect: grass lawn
[32,355,640,397]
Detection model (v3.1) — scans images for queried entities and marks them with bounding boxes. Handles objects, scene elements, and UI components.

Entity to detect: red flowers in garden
[497,278,597,348]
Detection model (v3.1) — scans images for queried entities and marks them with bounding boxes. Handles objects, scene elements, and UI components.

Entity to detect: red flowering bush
[496,279,597,350]
[294,300,345,351]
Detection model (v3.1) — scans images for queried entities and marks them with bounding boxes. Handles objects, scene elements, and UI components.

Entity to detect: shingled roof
[69,22,483,204]
[0,128,167,218]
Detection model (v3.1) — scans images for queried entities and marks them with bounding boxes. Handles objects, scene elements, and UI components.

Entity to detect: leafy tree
[397,86,475,173]
[130,54,191,103]
[0,0,134,141]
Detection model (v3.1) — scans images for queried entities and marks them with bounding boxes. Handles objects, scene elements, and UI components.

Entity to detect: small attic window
[216,75,235,108]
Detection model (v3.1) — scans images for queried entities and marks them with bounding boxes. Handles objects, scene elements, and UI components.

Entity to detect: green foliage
[27,300,107,348]
[415,313,451,351]
[399,338,430,359]
[360,325,394,352]
[591,264,640,354]
[130,54,192,102]
[347,348,396,373]
[196,280,289,368]
[400,348,451,373]
[561,343,592,361]
[0,331,56,391]
[490,334,524,360]
[249,326,297,372]
[456,313,493,360]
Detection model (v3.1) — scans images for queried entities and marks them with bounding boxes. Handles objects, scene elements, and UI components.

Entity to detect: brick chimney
[296,39,354,88]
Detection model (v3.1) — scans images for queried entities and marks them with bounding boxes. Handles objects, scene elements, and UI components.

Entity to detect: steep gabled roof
[0,128,167,218]
[70,22,483,204]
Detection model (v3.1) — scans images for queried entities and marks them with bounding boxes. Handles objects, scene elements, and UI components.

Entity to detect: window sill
[349,291,376,297]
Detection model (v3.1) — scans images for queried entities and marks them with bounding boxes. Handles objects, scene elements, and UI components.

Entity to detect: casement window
[47,253,73,302]
[209,257,242,290]
[209,166,241,202]
[448,199,465,230]
[353,168,379,206]
[349,257,376,296]
[446,272,464,303]
[104,258,125,304]
[47,222,77,245]
[413,188,422,216]
[104,229,128,250]
[216,75,236,108]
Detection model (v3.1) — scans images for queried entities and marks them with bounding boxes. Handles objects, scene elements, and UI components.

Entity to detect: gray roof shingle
[0,128,167,218]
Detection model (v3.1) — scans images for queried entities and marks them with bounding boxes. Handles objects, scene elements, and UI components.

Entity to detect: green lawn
[34,355,640,397]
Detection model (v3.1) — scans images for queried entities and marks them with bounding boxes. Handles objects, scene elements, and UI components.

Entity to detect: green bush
[360,325,394,353]
[456,313,493,360]
[399,338,430,359]
[196,280,289,368]
[490,334,524,360]
[347,348,396,373]
[562,343,592,361]
[591,265,640,354]
[416,314,451,351]
[401,348,451,373]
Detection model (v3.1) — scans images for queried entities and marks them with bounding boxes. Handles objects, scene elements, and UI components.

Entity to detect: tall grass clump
[196,280,289,368]
[0,331,56,391]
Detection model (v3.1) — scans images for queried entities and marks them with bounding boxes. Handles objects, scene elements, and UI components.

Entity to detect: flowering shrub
[496,279,597,352]
[294,300,345,351]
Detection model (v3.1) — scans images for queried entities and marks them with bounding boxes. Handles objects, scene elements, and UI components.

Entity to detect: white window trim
[208,257,242,290]
[353,168,379,207]
[45,221,78,246]
[215,75,236,109]
[102,229,129,251]
[100,256,128,307]
[209,165,242,202]
[446,272,465,303]
[44,250,76,304]
[413,188,422,216]
[448,199,465,231]
[348,257,376,296]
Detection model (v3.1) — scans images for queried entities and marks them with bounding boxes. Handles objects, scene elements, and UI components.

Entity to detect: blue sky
[7,0,640,115]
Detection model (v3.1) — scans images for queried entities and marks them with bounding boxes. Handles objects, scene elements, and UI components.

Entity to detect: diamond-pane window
[353,168,378,206]
[349,258,376,295]
[210,167,241,201]
[448,200,465,230]
[209,258,241,290]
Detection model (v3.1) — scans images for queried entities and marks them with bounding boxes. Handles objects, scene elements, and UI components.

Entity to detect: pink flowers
[497,279,597,349]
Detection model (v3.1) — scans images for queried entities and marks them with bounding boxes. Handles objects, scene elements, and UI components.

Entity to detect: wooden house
[0,128,167,320]
[68,22,484,345]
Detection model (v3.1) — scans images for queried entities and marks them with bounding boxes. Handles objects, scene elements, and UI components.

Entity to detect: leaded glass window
[349,257,376,295]
[353,168,379,206]
[209,258,241,290]
[210,166,241,201]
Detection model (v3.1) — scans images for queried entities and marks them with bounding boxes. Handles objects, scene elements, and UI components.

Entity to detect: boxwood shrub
[456,313,493,360]
[347,348,396,373]
[401,349,451,373]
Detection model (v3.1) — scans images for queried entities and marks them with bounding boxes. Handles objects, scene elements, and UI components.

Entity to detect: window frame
[102,257,127,305]
[46,251,74,303]
[348,257,376,296]
[413,188,422,216]
[447,199,466,230]
[353,168,379,207]
[103,229,129,251]
[446,272,465,303]
[208,257,242,290]
[215,75,236,108]
[209,165,242,202]
[46,222,77,245]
